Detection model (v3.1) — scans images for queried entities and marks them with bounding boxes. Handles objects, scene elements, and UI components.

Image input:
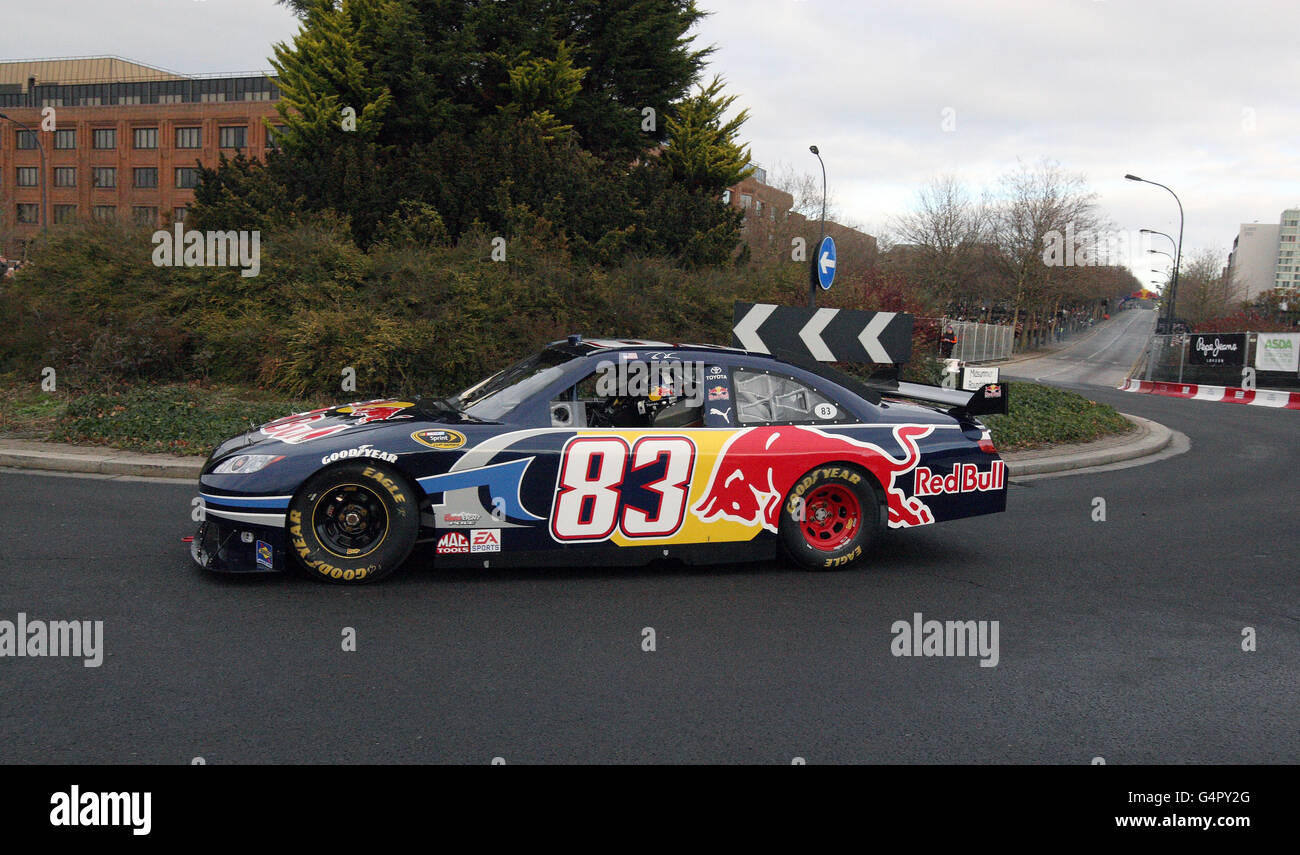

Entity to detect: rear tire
[287,462,420,584]
[779,464,882,570]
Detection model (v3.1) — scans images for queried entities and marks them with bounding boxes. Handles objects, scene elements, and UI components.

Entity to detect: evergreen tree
[661,75,753,193]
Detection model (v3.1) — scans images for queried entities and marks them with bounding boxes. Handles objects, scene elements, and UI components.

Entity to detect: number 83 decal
[550,436,697,542]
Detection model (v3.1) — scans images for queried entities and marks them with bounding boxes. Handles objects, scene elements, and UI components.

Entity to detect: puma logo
[709,407,732,424]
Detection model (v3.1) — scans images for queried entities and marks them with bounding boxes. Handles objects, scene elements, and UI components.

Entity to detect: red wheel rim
[799,483,861,551]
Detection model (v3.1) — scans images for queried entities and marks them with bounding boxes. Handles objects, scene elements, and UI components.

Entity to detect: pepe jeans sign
[1188,333,1246,366]
[1254,332,1300,373]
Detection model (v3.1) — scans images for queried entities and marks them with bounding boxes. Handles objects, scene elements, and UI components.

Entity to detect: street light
[1147,249,1174,262]
[1126,174,1184,330]
[0,111,48,233]
[809,144,826,307]
[1140,228,1177,254]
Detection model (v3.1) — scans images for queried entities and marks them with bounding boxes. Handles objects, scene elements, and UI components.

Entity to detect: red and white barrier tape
[1120,378,1300,409]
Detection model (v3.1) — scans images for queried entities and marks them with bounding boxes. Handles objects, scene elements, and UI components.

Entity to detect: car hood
[206,399,458,463]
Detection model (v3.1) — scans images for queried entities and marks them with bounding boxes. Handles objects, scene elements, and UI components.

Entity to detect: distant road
[1002,308,1157,389]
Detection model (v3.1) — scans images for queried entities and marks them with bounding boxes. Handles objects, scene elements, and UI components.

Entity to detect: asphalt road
[1002,306,1158,388]
[1,358,1296,763]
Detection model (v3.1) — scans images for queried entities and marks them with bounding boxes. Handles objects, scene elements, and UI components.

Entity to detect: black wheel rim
[312,484,388,557]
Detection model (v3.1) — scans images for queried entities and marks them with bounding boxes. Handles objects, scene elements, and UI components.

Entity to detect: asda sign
[1254,333,1300,372]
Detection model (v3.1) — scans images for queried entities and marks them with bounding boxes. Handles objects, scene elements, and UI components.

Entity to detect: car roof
[544,336,891,405]
[547,337,751,356]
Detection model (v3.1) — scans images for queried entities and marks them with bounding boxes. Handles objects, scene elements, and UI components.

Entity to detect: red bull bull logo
[260,401,415,444]
[690,424,936,532]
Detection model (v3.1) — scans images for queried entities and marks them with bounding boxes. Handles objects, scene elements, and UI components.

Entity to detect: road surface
[1003,307,1157,389]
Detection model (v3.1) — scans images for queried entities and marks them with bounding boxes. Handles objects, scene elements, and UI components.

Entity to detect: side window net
[735,370,835,424]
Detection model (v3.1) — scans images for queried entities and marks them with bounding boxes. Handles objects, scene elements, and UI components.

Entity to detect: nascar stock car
[191,337,1008,583]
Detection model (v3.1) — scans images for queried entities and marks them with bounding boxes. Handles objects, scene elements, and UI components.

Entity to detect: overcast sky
[11,0,1299,280]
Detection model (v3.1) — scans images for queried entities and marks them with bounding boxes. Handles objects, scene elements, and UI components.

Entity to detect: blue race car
[192,337,1007,583]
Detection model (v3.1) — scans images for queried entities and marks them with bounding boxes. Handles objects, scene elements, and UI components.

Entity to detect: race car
[192,336,1008,583]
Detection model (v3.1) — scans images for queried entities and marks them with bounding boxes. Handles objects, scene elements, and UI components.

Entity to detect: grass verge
[0,379,1132,457]
[983,381,1134,452]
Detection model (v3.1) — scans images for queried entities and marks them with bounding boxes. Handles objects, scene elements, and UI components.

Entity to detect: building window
[201,92,227,103]
[721,189,731,205]
[92,206,116,222]
[118,95,142,105]
[175,127,202,149]
[16,204,40,224]
[54,167,76,188]
[133,127,159,149]
[173,206,188,223]
[157,94,181,104]
[132,206,159,226]
[53,129,76,150]
[16,131,37,150]
[16,167,39,187]
[245,90,272,102]
[53,205,77,224]
[133,167,159,189]
[267,125,288,149]
[41,98,62,108]
[93,167,117,189]
[175,167,200,189]
[740,194,752,209]
[219,126,247,149]
[92,128,116,149]
[81,97,101,106]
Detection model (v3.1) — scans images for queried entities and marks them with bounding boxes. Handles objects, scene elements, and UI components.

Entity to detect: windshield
[458,350,579,420]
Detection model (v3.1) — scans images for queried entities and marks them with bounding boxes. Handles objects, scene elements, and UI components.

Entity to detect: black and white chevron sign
[731,303,914,364]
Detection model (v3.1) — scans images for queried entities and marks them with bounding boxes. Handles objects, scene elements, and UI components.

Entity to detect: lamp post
[0,112,48,233]
[809,144,826,307]
[1140,228,1177,254]
[1126,175,1184,331]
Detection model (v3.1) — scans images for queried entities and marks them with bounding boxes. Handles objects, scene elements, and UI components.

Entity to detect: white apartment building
[1226,208,1299,303]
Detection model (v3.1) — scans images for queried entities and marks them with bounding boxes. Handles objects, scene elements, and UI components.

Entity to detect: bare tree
[768,160,840,223]
[1176,248,1235,324]
[991,159,1103,348]
[887,175,994,314]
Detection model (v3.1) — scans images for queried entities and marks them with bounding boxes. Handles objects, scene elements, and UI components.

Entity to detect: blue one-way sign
[816,235,836,290]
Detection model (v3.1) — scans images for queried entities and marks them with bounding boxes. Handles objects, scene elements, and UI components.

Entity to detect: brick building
[0,56,282,256]
[725,162,877,271]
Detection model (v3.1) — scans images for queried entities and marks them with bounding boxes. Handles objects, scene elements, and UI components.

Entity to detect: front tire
[287,462,420,584]
[779,464,882,570]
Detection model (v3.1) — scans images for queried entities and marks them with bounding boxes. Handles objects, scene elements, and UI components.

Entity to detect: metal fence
[1136,332,1300,389]
[943,320,1015,363]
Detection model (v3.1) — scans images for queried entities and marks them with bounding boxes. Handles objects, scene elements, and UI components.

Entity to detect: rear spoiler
[765,349,1007,418]
[887,381,1009,418]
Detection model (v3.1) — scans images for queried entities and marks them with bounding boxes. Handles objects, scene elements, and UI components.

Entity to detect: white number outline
[550,435,698,543]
